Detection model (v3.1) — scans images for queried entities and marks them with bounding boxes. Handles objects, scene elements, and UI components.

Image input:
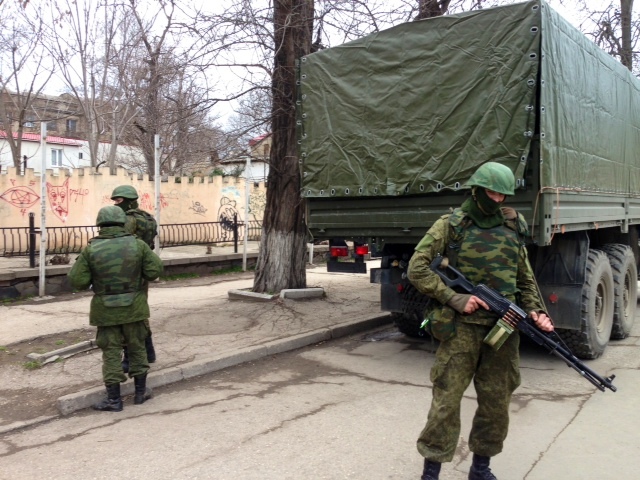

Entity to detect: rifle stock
[429,255,617,393]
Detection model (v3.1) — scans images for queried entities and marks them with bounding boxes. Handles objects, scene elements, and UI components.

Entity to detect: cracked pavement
[0,260,639,479]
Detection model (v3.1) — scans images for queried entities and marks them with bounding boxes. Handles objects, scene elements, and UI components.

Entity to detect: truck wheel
[558,249,614,359]
[602,244,637,339]
[394,284,431,338]
[392,312,427,338]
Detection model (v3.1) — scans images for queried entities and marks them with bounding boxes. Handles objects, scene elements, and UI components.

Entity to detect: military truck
[297,0,640,359]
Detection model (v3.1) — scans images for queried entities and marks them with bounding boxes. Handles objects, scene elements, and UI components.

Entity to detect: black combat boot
[121,347,130,373]
[92,383,123,412]
[133,374,153,405]
[468,454,497,480]
[145,334,156,363]
[421,459,441,480]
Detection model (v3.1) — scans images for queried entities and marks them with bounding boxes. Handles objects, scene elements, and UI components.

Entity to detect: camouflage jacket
[68,226,163,326]
[407,210,545,325]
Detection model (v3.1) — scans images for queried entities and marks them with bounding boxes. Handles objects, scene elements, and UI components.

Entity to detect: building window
[51,149,63,167]
[78,152,83,160]
[66,119,77,133]
[46,120,57,131]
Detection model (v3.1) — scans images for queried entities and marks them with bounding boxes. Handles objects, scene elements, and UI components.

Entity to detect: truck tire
[392,312,427,338]
[393,284,431,338]
[558,249,614,359]
[602,244,637,339]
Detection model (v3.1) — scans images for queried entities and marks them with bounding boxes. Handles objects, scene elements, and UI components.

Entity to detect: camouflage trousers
[417,321,521,463]
[95,321,150,385]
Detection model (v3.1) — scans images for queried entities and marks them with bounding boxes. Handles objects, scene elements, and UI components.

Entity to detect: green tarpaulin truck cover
[299,0,640,198]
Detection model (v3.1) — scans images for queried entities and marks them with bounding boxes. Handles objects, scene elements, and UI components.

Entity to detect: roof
[248,133,271,147]
[0,130,83,146]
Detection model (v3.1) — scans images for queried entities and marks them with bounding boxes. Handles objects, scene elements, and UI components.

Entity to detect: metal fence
[0,213,262,261]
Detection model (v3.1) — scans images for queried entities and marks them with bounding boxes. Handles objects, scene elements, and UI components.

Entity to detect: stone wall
[0,167,267,251]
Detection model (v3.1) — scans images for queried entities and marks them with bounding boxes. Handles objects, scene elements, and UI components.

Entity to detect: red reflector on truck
[355,245,369,256]
[331,247,349,257]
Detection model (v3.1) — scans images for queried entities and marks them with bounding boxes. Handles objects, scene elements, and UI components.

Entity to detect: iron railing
[0,213,262,263]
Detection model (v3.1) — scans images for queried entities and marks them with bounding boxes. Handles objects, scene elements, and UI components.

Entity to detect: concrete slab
[280,287,325,299]
[526,368,640,479]
[227,289,278,301]
[27,340,97,362]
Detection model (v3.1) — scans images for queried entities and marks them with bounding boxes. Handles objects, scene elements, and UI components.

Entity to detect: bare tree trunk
[253,0,314,293]
[620,0,634,70]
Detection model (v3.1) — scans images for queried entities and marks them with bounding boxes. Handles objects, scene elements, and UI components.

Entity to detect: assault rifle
[429,255,617,393]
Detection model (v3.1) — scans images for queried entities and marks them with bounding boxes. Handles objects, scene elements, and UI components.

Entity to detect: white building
[0,131,146,174]
[0,131,86,173]
[220,133,271,182]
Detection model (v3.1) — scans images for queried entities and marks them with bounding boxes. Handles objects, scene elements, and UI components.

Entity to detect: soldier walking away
[68,206,163,411]
[110,185,159,372]
[407,162,554,480]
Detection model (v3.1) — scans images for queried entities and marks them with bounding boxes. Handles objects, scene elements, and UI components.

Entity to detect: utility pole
[39,123,47,296]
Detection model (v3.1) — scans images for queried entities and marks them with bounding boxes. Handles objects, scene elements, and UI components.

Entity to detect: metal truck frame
[298,1,640,359]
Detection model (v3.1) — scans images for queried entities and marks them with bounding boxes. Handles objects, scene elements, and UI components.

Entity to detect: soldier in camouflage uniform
[407,162,554,480]
[110,185,159,371]
[68,206,163,411]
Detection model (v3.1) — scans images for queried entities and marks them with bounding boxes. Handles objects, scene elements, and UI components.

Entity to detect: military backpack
[128,209,158,249]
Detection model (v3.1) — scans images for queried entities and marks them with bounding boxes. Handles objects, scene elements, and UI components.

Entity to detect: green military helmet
[96,205,127,226]
[110,185,139,200]
[466,162,515,196]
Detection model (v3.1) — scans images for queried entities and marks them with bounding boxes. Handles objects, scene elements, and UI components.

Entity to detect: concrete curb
[227,289,278,301]
[54,313,392,417]
[280,288,325,299]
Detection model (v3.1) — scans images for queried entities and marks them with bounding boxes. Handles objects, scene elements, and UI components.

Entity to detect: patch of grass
[55,340,66,346]
[159,272,200,281]
[1,294,35,305]
[23,360,42,370]
[212,265,256,275]
[211,266,243,275]
[0,346,7,352]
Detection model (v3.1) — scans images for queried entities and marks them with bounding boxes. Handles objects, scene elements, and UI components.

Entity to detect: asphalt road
[0,320,637,480]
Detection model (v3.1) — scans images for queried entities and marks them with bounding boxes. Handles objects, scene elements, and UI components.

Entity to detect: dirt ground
[0,329,99,426]
[0,270,258,428]
[0,264,383,429]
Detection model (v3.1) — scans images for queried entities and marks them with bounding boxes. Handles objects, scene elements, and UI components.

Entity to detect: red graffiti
[46,178,69,222]
[69,187,89,203]
[139,192,168,212]
[0,186,40,209]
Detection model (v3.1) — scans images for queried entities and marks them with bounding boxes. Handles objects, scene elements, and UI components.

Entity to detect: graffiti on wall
[139,192,170,211]
[249,190,266,220]
[46,178,70,222]
[1,169,265,229]
[0,186,40,215]
[218,197,243,241]
[69,187,89,203]
[189,201,207,216]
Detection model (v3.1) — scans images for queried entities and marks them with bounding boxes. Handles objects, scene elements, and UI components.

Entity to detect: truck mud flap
[370,267,404,285]
[327,260,367,274]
